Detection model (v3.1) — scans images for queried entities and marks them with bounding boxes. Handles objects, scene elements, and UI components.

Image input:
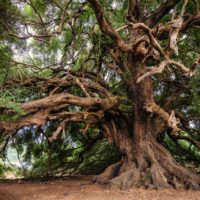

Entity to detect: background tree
[0,0,200,189]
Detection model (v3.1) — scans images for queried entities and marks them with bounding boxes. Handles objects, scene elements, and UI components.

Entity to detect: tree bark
[94,56,200,190]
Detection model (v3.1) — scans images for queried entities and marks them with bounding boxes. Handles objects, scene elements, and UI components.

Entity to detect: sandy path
[0,177,200,200]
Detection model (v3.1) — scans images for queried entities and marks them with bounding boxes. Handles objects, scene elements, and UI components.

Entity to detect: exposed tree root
[92,161,123,184]
[94,137,200,190]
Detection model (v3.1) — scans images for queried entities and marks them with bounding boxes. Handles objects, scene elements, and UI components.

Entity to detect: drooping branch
[0,1,83,43]
[0,109,49,132]
[0,91,121,133]
[86,0,120,40]
[6,72,110,98]
[28,0,48,35]
[48,111,104,141]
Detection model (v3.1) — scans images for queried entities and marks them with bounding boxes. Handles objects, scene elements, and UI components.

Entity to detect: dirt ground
[0,176,200,200]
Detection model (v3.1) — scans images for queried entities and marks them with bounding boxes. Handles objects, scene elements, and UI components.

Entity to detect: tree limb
[87,0,133,52]
[146,0,181,27]
[22,93,120,112]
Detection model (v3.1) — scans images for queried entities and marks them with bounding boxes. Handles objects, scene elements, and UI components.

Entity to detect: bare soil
[0,176,200,200]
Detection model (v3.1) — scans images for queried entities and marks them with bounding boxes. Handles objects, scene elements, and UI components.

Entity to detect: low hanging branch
[0,109,49,132]
[48,111,104,142]
[22,93,120,112]
[0,92,121,133]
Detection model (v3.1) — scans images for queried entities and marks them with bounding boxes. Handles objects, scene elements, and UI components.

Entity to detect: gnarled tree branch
[87,0,133,52]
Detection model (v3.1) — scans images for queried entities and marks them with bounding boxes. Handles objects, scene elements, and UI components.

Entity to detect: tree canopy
[0,0,200,189]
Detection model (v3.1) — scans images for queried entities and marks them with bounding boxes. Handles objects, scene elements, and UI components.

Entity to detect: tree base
[93,140,200,190]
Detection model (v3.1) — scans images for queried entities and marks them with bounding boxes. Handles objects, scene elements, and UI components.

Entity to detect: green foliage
[78,139,120,174]
[189,70,200,115]
[0,161,5,178]
[38,68,53,78]
[1,122,120,178]
[163,133,200,162]
[23,5,34,17]
[0,86,42,121]
[0,96,25,117]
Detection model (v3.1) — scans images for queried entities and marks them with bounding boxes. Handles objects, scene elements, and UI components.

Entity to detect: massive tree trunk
[93,56,200,190]
[88,0,200,187]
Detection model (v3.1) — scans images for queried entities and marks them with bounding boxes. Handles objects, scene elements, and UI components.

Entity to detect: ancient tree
[0,0,200,189]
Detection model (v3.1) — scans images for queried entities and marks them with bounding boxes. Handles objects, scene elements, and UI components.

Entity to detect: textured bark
[0,93,120,133]
[93,56,200,190]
